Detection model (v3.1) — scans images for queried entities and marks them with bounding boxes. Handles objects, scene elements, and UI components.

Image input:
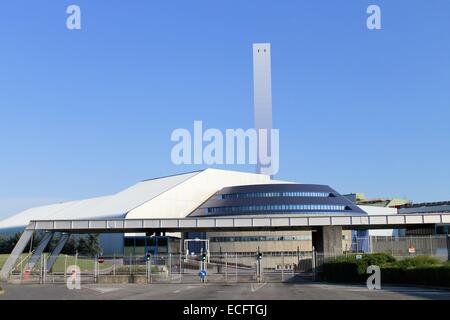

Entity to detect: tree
[62,237,78,255]
[5,233,21,253]
[87,234,102,256]
[77,237,90,256]
[0,235,7,254]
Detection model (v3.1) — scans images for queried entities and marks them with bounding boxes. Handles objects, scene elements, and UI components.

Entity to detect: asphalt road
[1,280,450,300]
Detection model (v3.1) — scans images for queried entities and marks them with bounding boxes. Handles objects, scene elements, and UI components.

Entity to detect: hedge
[382,266,450,287]
[321,254,450,287]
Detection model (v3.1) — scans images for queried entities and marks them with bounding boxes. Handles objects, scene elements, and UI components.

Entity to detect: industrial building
[0,168,402,257]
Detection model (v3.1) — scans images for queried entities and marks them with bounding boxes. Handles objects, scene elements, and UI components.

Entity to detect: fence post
[20,260,23,281]
[430,235,433,257]
[225,253,228,282]
[312,246,316,281]
[129,253,132,278]
[94,256,98,283]
[391,237,394,256]
[64,255,67,282]
[179,254,182,283]
[39,254,43,284]
[169,253,172,280]
[146,260,149,284]
[235,253,238,283]
[281,252,284,282]
[43,254,47,284]
[149,255,152,283]
[113,254,116,276]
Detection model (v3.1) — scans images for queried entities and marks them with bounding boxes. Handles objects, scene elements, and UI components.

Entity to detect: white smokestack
[253,43,273,175]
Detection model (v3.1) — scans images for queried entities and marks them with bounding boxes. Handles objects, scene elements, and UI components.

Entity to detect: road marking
[312,284,449,295]
[251,282,267,292]
[84,286,121,294]
[173,285,196,294]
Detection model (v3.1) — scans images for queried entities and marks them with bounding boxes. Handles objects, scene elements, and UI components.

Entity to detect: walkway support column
[46,233,70,272]
[312,226,343,259]
[26,231,54,271]
[0,230,34,281]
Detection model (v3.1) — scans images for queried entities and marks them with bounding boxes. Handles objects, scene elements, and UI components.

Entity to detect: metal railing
[2,235,449,284]
[351,235,449,259]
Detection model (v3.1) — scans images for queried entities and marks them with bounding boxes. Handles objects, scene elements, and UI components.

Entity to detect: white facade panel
[424,215,441,224]
[215,219,234,227]
[252,218,271,227]
[290,217,308,226]
[405,215,423,224]
[143,220,160,228]
[54,221,72,230]
[35,221,54,230]
[72,221,89,229]
[370,216,388,225]
[107,220,124,229]
[124,220,143,229]
[234,218,252,227]
[309,217,331,226]
[160,220,179,228]
[198,219,215,228]
[179,219,197,228]
[387,216,405,224]
[331,216,351,225]
[89,220,107,229]
[271,218,289,227]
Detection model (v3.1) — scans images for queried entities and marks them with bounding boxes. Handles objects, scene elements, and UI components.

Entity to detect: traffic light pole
[256,247,262,283]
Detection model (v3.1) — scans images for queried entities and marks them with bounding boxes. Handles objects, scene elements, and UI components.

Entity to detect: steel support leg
[0,230,34,281]
[46,233,70,272]
[27,232,54,270]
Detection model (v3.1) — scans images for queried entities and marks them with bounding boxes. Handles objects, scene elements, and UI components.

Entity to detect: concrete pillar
[0,230,34,281]
[312,226,343,257]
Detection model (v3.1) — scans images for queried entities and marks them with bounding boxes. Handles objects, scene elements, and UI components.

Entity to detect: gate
[5,252,317,285]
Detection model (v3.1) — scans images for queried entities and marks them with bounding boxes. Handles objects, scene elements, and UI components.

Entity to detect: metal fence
[352,235,450,259]
[3,235,449,285]
[6,252,318,285]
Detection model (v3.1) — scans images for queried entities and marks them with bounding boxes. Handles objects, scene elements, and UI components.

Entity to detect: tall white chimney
[253,43,273,175]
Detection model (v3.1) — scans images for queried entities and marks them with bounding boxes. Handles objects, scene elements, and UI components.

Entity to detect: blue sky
[0,0,449,219]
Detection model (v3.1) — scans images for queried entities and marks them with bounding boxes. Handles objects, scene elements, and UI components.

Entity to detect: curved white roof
[0,169,279,231]
[0,170,201,230]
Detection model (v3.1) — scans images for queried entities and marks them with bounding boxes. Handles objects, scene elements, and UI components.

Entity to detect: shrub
[322,253,396,281]
[390,256,441,269]
[322,253,450,287]
[382,265,450,287]
[322,261,364,283]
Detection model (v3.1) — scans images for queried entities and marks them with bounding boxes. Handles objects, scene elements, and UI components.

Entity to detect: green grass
[0,254,111,273]
[51,256,111,272]
[0,254,29,270]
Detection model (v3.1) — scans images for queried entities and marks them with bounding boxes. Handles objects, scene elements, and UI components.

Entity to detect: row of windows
[207,204,347,213]
[205,211,353,216]
[210,235,312,242]
[211,251,312,256]
[221,191,331,199]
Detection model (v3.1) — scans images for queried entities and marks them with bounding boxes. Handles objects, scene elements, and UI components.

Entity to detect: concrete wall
[206,230,352,254]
